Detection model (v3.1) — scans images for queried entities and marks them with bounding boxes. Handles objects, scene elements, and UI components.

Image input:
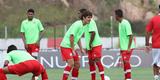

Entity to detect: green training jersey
[85,19,102,50]
[7,50,35,64]
[20,18,44,44]
[119,19,135,50]
[60,20,87,48]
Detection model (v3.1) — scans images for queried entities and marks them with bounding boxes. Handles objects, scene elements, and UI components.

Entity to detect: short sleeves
[37,20,44,31]
[20,21,25,33]
[125,21,133,36]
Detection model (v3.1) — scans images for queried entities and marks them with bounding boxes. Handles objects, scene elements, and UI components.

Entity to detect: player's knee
[94,57,101,62]
[68,62,74,67]
[123,60,129,64]
[74,63,80,69]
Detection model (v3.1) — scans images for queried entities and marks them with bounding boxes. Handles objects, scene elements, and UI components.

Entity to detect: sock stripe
[99,71,104,75]
[124,69,131,74]
[71,77,78,80]
[126,79,132,80]
[64,71,70,74]
[90,71,96,74]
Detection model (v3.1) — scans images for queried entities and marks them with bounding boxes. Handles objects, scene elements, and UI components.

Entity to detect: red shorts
[120,49,133,61]
[87,45,102,59]
[27,43,39,54]
[60,47,80,61]
[8,60,46,77]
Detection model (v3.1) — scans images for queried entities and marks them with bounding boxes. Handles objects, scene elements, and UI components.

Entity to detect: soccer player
[115,9,135,80]
[60,11,92,80]
[20,8,44,59]
[145,5,160,80]
[0,45,48,80]
[79,9,105,80]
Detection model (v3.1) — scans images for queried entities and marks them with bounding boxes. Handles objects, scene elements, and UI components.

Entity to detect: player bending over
[0,45,48,80]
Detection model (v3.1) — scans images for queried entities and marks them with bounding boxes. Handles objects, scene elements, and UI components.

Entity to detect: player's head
[27,8,34,20]
[115,9,123,21]
[7,45,17,53]
[78,8,87,18]
[80,10,92,24]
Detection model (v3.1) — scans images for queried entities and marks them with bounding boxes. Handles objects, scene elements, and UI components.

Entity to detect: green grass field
[7,67,153,80]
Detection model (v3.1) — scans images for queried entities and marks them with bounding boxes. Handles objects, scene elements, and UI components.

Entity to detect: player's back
[7,50,35,64]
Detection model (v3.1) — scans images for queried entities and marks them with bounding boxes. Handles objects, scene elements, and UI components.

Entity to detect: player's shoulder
[21,19,28,23]
[151,15,160,20]
[122,19,130,24]
[33,18,41,22]
[73,20,82,24]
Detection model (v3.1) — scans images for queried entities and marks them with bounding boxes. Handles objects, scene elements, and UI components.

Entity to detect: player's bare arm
[78,39,85,54]
[37,30,44,46]
[89,31,95,49]
[70,34,76,55]
[21,32,28,49]
[127,35,133,52]
[3,60,9,67]
[145,31,151,53]
[145,32,151,46]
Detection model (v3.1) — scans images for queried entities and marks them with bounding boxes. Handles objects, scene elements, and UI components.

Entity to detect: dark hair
[7,45,17,53]
[80,10,92,20]
[79,8,87,13]
[159,5,160,9]
[27,8,34,13]
[115,9,123,17]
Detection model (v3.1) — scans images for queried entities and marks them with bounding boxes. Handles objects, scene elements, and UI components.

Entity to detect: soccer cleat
[35,76,39,80]
[154,75,159,80]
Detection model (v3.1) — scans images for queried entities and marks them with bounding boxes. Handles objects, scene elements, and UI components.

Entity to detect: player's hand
[127,48,131,53]
[25,44,28,50]
[80,49,86,55]
[36,41,40,46]
[89,44,92,50]
[72,50,76,56]
[145,46,151,54]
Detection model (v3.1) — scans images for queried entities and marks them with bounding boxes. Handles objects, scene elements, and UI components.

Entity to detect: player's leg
[153,64,159,80]
[71,52,80,80]
[0,67,8,80]
[32,67,48,80]
[88,50,96,80]
[71,60,80,80]
[92,46,104,80]
[89,59,96,80]
[121,50,133,80]
[60,47,74,80]
[95,58,104,80]
[152,49,160,80]
[29,44,39,59]
[63,59,74,80]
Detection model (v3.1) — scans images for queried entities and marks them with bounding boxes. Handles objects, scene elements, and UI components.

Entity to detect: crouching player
[0,45,48,80]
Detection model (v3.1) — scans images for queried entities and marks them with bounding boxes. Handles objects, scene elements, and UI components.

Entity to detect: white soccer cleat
[104,75,110,80]
[34,76,39,80]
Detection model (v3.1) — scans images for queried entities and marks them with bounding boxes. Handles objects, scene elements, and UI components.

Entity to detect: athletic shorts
[27,43,39,54]
[87,45,102,59]
[152,48,160,67]
[120,49,133,61]
[60,47,80,61]
[8,60,46,77]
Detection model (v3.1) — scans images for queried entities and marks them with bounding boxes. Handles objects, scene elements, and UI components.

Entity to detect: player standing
[115,9,135,80]
[60,11,92,80]
[145,5,160,80]
[0,45,48,80]
[78,9,105,80]
[20,8,44,59]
